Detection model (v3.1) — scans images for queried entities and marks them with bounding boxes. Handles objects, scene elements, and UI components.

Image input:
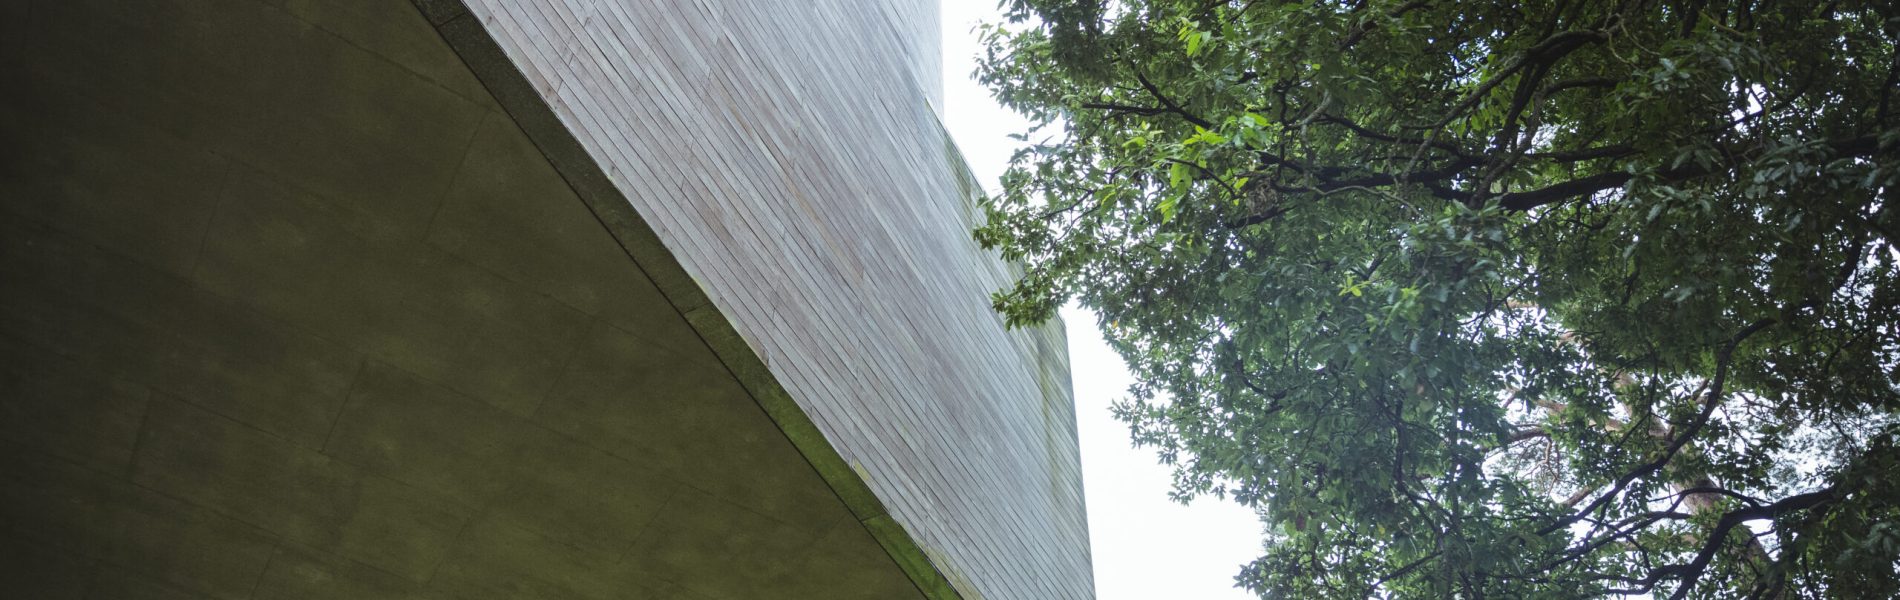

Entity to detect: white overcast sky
[937,5,1264,598]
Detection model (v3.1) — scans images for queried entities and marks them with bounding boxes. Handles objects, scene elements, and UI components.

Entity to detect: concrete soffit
[402,1,967,598]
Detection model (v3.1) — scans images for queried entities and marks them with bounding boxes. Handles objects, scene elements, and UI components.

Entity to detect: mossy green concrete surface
[1,0,927,597]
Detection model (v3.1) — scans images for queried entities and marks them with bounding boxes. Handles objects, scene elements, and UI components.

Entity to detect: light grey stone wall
[884,0,946,112]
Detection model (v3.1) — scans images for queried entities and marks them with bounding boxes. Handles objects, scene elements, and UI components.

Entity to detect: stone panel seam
[420,110,494,241]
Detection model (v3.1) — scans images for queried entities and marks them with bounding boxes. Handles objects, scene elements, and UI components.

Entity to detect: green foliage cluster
[974,1,1900,597]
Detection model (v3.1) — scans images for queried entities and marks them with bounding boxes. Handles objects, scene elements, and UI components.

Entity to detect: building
[0,1,1094,598]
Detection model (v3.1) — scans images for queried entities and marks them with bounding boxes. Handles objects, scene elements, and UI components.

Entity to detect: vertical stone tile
[0,219,363,449]
[0,534,92,600]
[486,439,679,556]
[100,499,275,600]
[321,362,561,503]
[325,360,678,556]
[424,115,699,347]
[329,473,475,583]
[3,0,280,156]
[427,517,667,600]
[11,0,482,240]
[128,398,473,583]
[136,306,364,450]
[191,168,437,341]
[402,260,596,353]
[272,0,497,107]
[86,566,217,600]
[0,0,23,60]
[535,323,846,533]
[653,585,719,600]
[222,20,487,238]
[251,542,427,600]
[0,86,230,279]
[1,444,122,567]
[777,518,926,600]
[620,487,821,600]
[378,258,594,416]
[0,345,150,473]
[195,168,587,417]
[130,398,362,548]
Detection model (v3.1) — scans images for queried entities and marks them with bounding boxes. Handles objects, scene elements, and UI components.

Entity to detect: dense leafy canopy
[975,1,1900,597]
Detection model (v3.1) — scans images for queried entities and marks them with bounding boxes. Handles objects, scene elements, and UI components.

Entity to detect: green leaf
[1168,161,1191,189]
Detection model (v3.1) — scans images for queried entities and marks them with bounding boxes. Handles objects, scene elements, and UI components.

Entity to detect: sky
[936,5,1264,599]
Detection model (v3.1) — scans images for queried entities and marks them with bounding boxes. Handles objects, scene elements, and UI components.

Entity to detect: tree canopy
[975,0,1900,597]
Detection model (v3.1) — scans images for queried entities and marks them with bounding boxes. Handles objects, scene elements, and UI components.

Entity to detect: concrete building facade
[0,1,1092,599]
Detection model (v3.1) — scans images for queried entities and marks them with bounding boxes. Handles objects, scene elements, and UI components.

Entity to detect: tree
[974,1,1900,597]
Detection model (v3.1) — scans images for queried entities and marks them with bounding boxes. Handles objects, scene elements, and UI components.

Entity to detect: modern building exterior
[0,1,1093,598]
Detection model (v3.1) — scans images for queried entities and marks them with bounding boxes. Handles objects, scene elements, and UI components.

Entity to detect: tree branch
[1080,102,1169,117]
[1538,317,1776,538]
[1652,486,1840,599]
[1425,28,1611,129]
[1133,69,1214,129]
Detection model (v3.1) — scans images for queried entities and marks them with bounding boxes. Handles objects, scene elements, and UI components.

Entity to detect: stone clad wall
[878,0,945,112]
[445,1,1094,598]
